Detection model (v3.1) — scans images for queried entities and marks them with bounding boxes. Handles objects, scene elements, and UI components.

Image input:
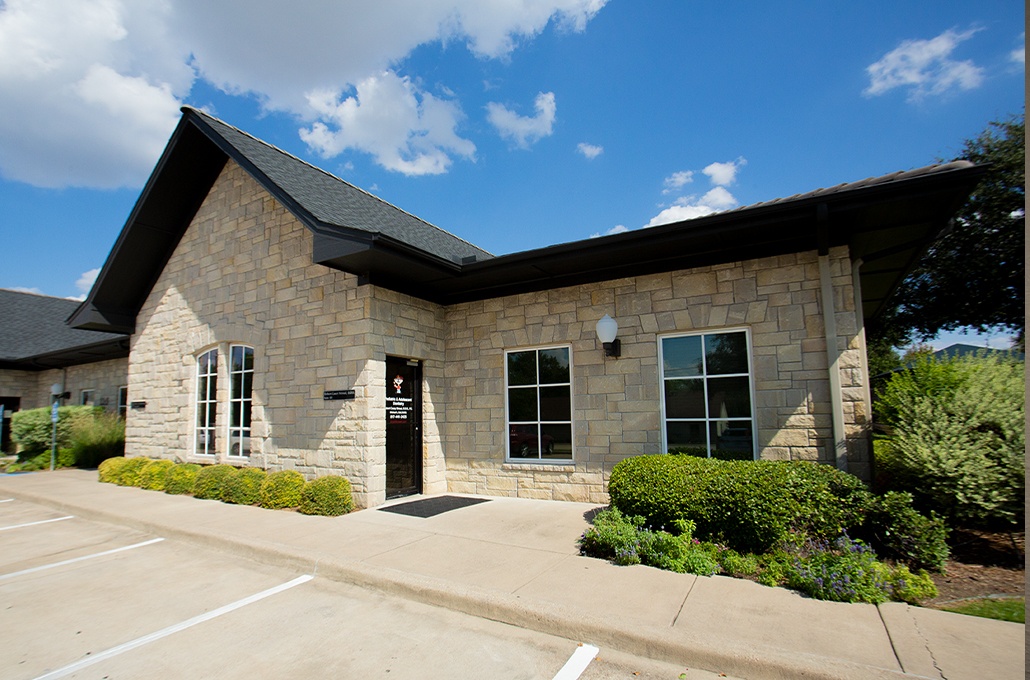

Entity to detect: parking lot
[0,496,703,680]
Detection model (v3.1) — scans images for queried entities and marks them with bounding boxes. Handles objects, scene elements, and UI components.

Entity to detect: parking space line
[0,515,74,531]
[552,643,599,680]
[0,538,165,581]
[0,498,13,503]
[32,574,314,680]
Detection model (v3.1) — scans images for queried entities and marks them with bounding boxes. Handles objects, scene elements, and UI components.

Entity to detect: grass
[939,597,1025,623]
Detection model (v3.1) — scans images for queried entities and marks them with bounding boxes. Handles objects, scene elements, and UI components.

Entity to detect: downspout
[817,205,848,471]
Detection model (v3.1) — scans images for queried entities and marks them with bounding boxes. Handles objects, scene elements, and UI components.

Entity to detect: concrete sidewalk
[0,470,1022,680]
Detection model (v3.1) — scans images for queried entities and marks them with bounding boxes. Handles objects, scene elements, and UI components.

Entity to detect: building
[0,289,129,452]
[67,107,984,507]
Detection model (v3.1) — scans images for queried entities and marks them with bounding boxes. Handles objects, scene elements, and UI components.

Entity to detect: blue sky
[0,0,1023,348]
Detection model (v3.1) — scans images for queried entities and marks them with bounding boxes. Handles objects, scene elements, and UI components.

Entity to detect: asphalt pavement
[0,469,1023,680]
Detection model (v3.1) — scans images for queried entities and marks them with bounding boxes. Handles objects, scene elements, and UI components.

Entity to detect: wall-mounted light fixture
[595,314,621,358]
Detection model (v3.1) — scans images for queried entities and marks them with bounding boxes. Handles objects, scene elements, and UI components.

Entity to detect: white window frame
[504,344,574,463]
[227,344,254,458]
[658,328,757,459]
[194,348,218,457]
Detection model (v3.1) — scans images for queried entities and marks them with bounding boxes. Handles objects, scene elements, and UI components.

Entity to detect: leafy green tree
[871,113,1025,348]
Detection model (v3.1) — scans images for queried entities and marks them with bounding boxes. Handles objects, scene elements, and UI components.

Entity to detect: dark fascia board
[428,162,986,306]
[0,337,129,371]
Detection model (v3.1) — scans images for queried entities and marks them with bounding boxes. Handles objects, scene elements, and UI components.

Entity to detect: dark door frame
[385,356,423,499]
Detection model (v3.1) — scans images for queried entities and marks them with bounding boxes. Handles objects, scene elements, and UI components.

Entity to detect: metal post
[50,399,59,471]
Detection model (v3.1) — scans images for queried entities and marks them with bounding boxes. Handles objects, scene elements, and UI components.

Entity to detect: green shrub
[191,464,237,500]
[68,412,125,468]
[164,463,201,495]
[5,448,76,472]
[298,475,354,516]
[11,406,100,455]
[717,548,761,577]
[138,459,175,491]
[115,457,150,486]
[876,353,1024,526]
[608,455,872,554]
[260,470,306,509]
[98,456,128,483]
[782,536,937,604]
[221,468,267,505]
[579,507,720,576]
[855,491,949,571]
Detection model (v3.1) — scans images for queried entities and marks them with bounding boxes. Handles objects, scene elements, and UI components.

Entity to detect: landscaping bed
[926,528,1024,606]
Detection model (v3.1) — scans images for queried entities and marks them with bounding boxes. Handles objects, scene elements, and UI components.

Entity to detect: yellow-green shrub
[115,457,150,486]
[138,459,175,491]
[260,470,305,509]
[298,476,353,516]
[163,463,201,495]
[192,464,237,500]
[221,468,267,505]
[98,456,128,483]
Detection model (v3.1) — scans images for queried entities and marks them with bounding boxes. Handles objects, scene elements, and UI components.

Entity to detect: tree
[870,113,1025,348]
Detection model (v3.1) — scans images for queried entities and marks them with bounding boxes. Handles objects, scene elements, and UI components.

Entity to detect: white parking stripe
[0,498,13,503]
[552,643,600,680]
[0,515,74,531]
[0,538,165,580]
[33,574,314,680]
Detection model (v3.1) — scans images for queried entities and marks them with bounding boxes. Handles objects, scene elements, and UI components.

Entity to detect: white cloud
[487,91,557,147]
[75,267,100,296]
[8,286,44,295]
[0,0,607,187]
[1011,33,1025,65]
[864,28,985,101]
[590,224,628,238]
[702,157,746,186]
[300,72,475,176]
[577,142,603,159]
[662,170,694,194]
[646,187,739,227]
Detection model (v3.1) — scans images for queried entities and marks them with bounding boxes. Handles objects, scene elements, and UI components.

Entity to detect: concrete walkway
[0,469,1023,680]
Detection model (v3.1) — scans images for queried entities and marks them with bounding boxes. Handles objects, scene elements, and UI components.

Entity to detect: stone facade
[127,161,446,508]
[0,358,128,413]
[125,159,871,508]
[440,249,869,502]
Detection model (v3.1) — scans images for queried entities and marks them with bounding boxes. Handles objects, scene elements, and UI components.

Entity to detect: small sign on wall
[130,401,147,410]
[323,389,356,401]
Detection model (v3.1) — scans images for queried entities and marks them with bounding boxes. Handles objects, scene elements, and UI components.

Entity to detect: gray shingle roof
[0,289,126,364]
[188,108,492,264]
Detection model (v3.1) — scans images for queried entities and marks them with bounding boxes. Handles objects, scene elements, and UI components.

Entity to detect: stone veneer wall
[0,358,128,412]
[441,248,870,503]
[127,161,445,508]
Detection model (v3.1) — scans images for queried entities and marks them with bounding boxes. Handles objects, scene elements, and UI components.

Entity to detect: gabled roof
[70,108,987,334]
[0,289,128,370]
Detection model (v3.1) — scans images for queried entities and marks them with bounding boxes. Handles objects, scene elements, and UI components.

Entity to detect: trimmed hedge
[192,464,237,500]
[115,457,150,487]
[608,455,872,554]
[298,475,354,516]
[260,470,306,509]
[221,468,267,505]
[163,463,201,495]
[98,456,128,483]
[138,459,175,491]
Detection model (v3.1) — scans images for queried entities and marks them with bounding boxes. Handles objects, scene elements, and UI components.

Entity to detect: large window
[194,349,218,456]
[660,330,755,459]
[228,345,254,457]
[506,346,573,461]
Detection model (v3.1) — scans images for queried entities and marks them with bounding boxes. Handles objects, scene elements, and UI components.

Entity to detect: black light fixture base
[602,339,621,358]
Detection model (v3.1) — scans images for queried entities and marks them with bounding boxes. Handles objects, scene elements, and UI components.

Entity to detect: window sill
[502,461,575,472]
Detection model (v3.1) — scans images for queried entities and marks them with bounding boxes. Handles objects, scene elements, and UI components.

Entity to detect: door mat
[379,495,490,518]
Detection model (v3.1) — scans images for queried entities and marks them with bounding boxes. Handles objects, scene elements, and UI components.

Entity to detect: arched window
[228,345,254,457]
[194,349,218,456]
